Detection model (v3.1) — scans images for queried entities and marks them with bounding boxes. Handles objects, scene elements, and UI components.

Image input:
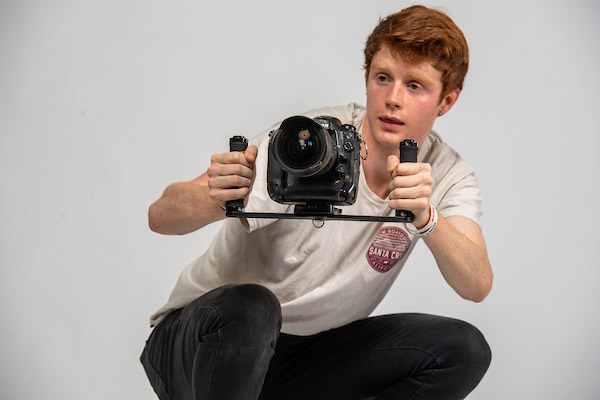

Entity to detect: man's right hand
[148,144,258,235]
[207,144,258,209]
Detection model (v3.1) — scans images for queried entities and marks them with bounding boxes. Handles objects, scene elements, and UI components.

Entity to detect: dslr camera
[227,118,416,222]
[267,115,361,210]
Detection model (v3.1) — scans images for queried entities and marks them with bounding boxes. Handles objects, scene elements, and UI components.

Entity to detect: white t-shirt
[149,103,482,335]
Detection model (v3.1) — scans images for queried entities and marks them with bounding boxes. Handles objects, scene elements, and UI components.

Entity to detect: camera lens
[279,126,321,168]
[273,116,333,177]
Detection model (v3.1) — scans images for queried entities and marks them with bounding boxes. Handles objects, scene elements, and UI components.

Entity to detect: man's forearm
[148,179,225,235]
[423,215,493,302]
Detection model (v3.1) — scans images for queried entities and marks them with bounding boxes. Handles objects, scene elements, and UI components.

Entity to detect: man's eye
[377,75,390,83]
[408,83,420,90]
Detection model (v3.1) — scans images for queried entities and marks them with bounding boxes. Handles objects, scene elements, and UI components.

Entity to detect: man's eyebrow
[370,64,388,72]
[410,74,435,87]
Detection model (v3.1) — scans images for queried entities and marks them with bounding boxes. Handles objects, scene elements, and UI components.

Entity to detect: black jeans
[141,284,491,400]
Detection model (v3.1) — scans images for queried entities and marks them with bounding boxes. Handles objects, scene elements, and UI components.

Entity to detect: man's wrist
[404,202,438,237]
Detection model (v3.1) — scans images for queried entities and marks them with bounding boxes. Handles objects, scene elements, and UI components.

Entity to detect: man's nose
[386,84,404,108]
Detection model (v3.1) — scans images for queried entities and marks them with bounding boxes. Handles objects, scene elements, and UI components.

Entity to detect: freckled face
[364,45,452,151]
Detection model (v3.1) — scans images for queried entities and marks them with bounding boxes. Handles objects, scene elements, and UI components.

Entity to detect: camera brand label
[366,226,411,273]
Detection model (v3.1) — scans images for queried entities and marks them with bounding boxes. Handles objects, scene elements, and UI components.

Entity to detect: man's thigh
[259,313,491,400]
[141,284,282,400]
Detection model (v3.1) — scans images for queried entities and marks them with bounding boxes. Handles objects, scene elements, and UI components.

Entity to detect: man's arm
[423,215,492,302]
[148,145,258,235]
[387,156,493,302]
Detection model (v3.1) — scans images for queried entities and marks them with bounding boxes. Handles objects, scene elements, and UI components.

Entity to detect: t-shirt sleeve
[424,134,483,226]
[435,167,483,225]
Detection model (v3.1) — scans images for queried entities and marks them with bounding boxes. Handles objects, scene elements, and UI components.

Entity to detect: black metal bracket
[225,206,414,223]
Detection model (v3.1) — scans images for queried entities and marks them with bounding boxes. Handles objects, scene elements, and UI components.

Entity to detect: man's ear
[438,88,461,115]
[364,69,369,86]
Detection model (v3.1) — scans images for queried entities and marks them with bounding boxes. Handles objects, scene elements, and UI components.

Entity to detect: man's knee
[188,284,282,340]
[441,318,492,381]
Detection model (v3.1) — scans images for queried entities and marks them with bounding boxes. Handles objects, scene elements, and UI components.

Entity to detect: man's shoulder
[423,130,462,163]
[422,130,475,177]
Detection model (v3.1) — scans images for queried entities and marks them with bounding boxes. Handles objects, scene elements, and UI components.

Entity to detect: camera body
[267,115,361,206]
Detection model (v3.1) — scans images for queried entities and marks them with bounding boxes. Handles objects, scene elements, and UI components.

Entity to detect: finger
[244,144,258,164]
[211,151,254,169]
[387,155,399,174]
[390,173,433,190]
[389,174,422,190]
[209,187,252,203]
[207,163,254,180]
[389,197,431,228]
[388,197,430,213]
[208,174,253,190]
[394,162,431,176]
[389,185,432,201]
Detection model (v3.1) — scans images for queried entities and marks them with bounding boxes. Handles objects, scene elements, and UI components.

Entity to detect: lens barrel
[272,116,334,177]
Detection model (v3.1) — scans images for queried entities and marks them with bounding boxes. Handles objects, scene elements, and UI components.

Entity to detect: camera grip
[226,136,249,212]
[395,140,418,222]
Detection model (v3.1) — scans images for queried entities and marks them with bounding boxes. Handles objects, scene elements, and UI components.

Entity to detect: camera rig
[225,117,418,224]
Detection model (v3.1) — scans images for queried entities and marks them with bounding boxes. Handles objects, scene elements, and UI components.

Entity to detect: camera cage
[225,127,418,224]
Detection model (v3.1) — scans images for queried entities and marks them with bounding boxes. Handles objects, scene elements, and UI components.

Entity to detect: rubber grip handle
[226,136,249,212]
[395,140,418,221]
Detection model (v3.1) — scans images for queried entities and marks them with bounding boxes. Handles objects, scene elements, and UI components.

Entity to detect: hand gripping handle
[395,139,418,222]
[225,136,249,213]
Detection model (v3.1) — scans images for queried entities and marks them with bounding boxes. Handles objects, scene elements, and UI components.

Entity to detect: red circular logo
[366,226,411,273]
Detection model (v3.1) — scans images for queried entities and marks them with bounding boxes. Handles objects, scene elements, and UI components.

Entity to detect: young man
[142,5,493,400]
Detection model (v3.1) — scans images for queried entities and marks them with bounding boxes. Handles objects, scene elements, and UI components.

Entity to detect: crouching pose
[142,5,493,400]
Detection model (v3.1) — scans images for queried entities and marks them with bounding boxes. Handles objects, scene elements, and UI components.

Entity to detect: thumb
[245,144,258,164]
[387,155,399,174]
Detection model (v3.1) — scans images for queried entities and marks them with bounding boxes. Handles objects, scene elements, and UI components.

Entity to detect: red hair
[364,5,469,99]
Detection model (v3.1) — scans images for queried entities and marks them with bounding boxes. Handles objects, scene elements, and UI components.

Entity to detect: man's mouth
[379,116,404,126]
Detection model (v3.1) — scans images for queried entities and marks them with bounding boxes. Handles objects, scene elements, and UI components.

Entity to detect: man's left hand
[387,155,433,229]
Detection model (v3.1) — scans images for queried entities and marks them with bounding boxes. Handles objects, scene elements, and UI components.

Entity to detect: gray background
[1,0,599,398]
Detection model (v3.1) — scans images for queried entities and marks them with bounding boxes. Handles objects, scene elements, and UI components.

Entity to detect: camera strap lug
[357,133,368,160]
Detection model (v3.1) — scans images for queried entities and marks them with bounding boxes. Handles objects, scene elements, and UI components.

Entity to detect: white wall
[1,0,599,398]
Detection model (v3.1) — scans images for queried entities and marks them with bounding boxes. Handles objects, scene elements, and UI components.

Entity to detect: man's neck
[360,116,399,200]
[361,142,398,200]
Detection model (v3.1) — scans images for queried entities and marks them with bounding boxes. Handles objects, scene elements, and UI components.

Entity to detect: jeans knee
[229,284,281,326]
[442,318,492,379]
[205,284,282,338]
